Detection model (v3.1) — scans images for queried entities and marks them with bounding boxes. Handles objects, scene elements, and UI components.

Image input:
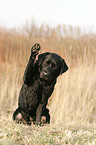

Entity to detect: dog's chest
[27,80,54,106]
[29,79,41,92]
[28,79,42,98]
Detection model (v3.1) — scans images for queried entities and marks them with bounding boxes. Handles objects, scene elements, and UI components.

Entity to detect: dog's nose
[43,71,48,76]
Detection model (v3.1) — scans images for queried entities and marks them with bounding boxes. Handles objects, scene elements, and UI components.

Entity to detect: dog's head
[38,52,68,82]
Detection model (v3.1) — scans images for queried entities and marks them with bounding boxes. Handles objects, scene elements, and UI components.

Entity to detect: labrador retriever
[13,43,68,125]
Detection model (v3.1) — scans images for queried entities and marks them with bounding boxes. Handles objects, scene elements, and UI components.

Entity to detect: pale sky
[0,0,96,30]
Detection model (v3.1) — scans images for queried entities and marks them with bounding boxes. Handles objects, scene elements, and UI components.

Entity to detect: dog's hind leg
[13,108,23,123]
[41,108,50,124]
[13,108,31,125]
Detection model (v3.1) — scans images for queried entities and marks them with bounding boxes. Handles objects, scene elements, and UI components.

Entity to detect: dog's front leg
[36,104,43,125]
[23,43,41,85]
[36,97,48,125]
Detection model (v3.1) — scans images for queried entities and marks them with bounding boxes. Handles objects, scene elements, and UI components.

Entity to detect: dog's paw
[41,116,47,124]
[31,43,41,55]
[35,121,41,126]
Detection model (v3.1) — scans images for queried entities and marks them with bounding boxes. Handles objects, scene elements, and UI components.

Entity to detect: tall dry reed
[0,24,96,125]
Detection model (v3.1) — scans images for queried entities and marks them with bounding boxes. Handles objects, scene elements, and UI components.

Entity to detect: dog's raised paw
[31,43,41,54]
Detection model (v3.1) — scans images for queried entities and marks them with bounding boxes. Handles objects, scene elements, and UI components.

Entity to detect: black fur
[13,43,68,125]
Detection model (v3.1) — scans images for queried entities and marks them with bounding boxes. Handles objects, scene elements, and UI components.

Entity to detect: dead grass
[49,63,96,125]
[0,24,96,126]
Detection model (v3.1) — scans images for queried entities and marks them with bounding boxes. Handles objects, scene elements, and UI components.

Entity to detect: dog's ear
[38,52,50,65]
[60,59,68,74]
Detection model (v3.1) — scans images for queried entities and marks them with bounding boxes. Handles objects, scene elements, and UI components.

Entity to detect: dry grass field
[0,24,96,144]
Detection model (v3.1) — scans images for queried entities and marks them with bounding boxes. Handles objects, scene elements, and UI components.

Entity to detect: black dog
[13,43,68,125]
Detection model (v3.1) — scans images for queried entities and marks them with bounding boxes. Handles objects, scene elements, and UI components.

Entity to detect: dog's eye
[46,61,50,65]
[52,63,55,68]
